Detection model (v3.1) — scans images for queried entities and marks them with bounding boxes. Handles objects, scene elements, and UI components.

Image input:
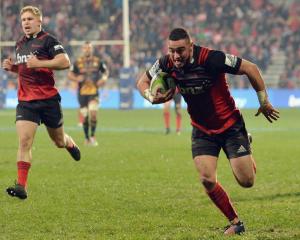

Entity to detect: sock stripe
[206,182,238,221]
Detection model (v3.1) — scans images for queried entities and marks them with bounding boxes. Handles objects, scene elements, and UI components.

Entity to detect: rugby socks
[206,182,238,221]
[17,161,31,187]
[164,111,170,129]
[176,113,182,132]
[90,119,97,137]
[83,117,89,140]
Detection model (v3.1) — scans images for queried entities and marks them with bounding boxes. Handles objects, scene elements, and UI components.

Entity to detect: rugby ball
[150,72,176,95]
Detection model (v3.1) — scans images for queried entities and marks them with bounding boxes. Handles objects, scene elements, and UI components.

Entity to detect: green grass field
[0,108,299,240]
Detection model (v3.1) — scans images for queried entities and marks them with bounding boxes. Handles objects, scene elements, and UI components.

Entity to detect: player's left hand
[26,53,41,68]
[152,88,175,104]
[255,101,280,123]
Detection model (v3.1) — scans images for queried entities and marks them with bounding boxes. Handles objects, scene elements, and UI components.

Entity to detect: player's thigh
[230,154,255,187]
[80,107,88,118]
[15,101,40,145]
[88,98,99,112]
[173,93,181,109]
[88,96,99,118]
[192,126,220,180]
[163,100,171,111]
[194,155,218,181]
[46,125,65,146]
[16,120,38,147]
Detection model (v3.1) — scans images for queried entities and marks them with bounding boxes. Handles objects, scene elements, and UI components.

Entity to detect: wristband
[11,64,18,72]
[143,89,154,103]
[256,90,268,106]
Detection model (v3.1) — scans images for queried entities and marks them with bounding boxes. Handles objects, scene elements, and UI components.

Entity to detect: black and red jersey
[147,45,242,135]
[15,30,66,101]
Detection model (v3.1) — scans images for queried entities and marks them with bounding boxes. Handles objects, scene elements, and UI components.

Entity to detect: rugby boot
[67,144,81,161]
[6,183,27,200]
[89,136,99,147]
[224,221,245,235]
[66,136,81,161]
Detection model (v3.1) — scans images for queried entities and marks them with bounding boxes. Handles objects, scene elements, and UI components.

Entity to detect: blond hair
[20,6,42,21]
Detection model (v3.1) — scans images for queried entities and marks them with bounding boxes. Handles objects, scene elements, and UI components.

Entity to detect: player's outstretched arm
[27,53,70,70]
[237,59,280,123]
[137,72,154,102]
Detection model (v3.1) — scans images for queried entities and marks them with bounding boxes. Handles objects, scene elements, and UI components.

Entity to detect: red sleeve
[198,47,211,65]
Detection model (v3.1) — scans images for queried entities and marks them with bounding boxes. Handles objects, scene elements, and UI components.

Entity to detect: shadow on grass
[236,191,300,202]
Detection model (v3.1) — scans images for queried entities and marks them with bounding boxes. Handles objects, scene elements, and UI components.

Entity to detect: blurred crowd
[1,0,300,89]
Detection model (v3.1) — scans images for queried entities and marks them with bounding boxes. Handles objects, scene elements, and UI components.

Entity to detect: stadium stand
[1,0,299,89]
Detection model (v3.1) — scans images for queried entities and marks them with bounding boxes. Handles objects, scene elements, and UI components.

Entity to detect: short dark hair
[168,28,191,41]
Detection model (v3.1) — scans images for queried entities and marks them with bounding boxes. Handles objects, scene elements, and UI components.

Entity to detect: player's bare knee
[238,177,255,188]
[19,136,33,150]
[19,141,31,151]
[90,115,97,122]
[80,107,88,118]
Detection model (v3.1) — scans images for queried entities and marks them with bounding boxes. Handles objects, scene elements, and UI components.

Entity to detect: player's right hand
[2,58,13,71]
[152,88,175,104]
[255,101,280,123]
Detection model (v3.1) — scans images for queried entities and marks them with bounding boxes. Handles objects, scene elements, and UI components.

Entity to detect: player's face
[82,43,94,58]
[168,39,193,68]
[21,11,42,37]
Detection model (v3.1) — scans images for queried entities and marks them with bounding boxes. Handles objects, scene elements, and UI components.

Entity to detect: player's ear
[189,41,194,55]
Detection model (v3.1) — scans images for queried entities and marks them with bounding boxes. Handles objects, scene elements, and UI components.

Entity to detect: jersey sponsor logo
[54,44,64,51]
[225,54,237,68]
[148,60,162,78]
[16,51,39,64]
[178,77,213,95]
[179,86,208,95]
[16,53,32,64]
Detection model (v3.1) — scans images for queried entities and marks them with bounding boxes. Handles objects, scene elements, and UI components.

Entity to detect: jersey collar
[25,30,44,40]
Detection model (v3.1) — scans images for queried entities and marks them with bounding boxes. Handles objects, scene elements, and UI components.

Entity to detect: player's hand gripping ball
[150,72,176,96]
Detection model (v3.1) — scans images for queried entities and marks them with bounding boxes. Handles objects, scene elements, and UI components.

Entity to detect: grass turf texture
[0,108,299,240]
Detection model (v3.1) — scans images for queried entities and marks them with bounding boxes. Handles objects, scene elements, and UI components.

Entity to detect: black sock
[90,119,97,137]
[83,117,89,139]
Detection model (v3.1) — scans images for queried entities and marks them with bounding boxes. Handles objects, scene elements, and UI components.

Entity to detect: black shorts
[78,94,99,108]
[16,94,63,128]
[191,116,251,159]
